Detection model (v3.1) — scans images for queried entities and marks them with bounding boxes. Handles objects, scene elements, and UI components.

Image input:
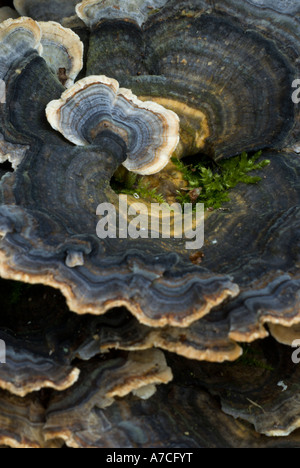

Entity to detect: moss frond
[172,151,270,210]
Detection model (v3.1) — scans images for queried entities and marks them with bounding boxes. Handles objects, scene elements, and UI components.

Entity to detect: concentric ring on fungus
[0,0,299,447]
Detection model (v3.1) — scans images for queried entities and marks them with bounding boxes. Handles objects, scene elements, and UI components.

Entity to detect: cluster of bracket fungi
[0,0,299,448]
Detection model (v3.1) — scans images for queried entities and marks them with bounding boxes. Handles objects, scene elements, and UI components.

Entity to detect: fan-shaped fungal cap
[39,21,83,87]
[14,0,81,23]
[94,1,297,160]
[77,308,243,363]
[44,367,300,448]
[0,31,237,330]
[195,341,300,438]
[269,323,300,347]
[0,22,238,332]
[0,17,42,80]
[0,391,62,448]
[45,350,172,421]
[0,18,83,88]
[76,0,169,28]
[0,332,80,397]
[46,76,180,175]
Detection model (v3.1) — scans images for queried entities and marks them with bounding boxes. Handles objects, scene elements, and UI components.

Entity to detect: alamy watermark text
[96,195,204,250]
[0,340,6,364]
[292,79,300,104]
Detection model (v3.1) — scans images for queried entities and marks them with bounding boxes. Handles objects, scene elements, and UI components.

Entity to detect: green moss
[111,151,270,208]
[172,151,270,210]
[111,168,166,204]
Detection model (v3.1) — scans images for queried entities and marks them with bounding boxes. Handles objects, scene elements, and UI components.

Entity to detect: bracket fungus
[38,21,84,88]
[0,15,238,330]
[79,0,298,161]
[46,75,180,174]
[76,0,169,29]
[13,0,82,23]
[178,340,300,439]
[0,0,299,448]
[0,330,80,397]
[0,17,84,172]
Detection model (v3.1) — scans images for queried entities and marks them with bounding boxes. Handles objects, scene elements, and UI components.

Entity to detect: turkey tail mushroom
[0,1,299,447]
[46,75,180,174]
[0,17,239,330]
[14,0,82,23]
[0,17,42,172]
[38,21,83,88]
[77,0,297,160]
[76,0,169,28]
[0,17,83,173]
